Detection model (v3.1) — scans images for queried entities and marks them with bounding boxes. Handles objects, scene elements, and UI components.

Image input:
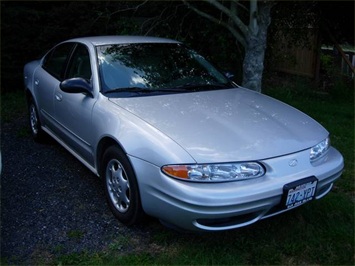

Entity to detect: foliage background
[1,1,353,93]
[1,1,241,92]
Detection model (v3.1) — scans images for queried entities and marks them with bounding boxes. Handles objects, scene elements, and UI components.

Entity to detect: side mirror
[60,78,93,97]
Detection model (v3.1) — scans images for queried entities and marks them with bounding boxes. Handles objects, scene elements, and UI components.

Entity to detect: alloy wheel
[105,159,130,213]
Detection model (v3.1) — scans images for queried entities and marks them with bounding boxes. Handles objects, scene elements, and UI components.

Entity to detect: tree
[183,0,274,92]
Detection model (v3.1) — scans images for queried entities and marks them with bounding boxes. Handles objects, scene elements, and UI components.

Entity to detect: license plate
[282,177,318,210]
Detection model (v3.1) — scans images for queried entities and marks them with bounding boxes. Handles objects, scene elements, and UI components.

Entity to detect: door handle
[34,79,39,85]
[55,93,62,101]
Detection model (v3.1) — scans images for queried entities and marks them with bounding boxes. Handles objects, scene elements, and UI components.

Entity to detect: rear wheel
[28,99,46,142]
[102,146,144,225]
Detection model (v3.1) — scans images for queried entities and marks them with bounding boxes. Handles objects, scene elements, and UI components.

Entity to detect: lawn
[1,79,354,265]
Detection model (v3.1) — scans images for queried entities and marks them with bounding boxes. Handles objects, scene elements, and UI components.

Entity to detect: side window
[43,43,74,80]
[67,44,92,82]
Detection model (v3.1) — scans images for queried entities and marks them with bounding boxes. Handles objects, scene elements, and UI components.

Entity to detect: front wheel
[101,146,144,225]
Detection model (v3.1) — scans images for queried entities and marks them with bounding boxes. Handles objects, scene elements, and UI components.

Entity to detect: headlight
[310,137,330,162]
[162,162,265,182]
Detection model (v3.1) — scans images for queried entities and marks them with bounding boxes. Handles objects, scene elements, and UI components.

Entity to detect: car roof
[66,36,181,46]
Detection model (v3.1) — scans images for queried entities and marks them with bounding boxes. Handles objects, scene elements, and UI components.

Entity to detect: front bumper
[130,147,344,232]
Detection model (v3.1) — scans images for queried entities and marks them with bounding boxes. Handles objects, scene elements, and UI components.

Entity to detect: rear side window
[42,43,74,80]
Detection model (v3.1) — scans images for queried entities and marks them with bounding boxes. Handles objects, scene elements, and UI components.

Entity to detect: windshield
[97,43,231,95]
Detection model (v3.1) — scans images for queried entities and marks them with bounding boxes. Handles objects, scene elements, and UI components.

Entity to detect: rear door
[34,42,75,128]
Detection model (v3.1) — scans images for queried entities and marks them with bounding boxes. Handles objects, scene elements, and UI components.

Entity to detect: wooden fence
[270,27,355,81]
[270,28,320,79]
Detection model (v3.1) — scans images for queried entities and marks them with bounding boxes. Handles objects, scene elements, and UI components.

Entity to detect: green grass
[2,81,354,265]
[67,230,85,241]
[55,197,354,265]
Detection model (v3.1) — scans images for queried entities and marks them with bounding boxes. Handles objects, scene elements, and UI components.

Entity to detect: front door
[53,44,97,166]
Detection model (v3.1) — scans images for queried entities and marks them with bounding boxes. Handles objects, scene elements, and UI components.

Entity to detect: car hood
[109,88,328,163]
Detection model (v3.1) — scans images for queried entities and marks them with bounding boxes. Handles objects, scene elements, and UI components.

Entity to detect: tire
[28,99,46,142]
[101,146,144,225]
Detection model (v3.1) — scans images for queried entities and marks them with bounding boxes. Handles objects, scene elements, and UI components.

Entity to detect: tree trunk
[242,2,272,92]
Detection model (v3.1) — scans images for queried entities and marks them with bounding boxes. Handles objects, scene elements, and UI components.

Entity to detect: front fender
[92,97,196,167]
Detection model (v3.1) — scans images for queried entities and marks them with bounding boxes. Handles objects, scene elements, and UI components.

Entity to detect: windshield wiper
[104,87,190,95]
[103,83,231,96]
[174,83,230,91]
[104,87,152,94]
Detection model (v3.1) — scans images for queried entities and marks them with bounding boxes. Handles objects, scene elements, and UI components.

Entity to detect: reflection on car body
[24,36,344,232]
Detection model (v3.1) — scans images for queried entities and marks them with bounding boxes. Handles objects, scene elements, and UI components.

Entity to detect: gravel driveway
[1,114,160,264]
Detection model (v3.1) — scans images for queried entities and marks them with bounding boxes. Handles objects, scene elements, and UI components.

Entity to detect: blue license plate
[283,177,318,210]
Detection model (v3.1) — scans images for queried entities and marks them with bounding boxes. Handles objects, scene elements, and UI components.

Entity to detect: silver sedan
[24,36,344,231]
